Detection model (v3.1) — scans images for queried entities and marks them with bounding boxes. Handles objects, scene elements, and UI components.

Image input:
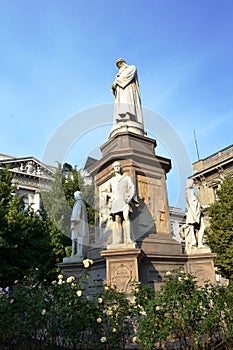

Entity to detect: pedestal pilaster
[100,247,142,297]
[185,252,216,285]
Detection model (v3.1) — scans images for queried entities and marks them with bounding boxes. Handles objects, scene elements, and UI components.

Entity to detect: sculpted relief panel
[137,174,168,234]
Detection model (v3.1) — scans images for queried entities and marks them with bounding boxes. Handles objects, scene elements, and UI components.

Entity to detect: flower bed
[1,264,233,349]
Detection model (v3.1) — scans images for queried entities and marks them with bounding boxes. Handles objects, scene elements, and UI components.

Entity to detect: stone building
[0,153,56,210]
[192,144,233,207]
[192,144,233,286]
[169,206,186,242]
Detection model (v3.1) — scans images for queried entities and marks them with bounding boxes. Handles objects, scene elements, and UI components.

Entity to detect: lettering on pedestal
[111,263,132,292]
[190,265,214,284]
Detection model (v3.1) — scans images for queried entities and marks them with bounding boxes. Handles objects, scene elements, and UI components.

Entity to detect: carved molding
[1,157,55,180]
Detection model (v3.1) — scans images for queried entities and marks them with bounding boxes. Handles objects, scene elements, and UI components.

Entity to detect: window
[213,185,219,200]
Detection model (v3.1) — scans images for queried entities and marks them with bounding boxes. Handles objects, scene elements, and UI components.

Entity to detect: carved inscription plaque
[111,263,132,292]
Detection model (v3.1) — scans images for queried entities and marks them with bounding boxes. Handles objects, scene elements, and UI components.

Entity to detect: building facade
[0,154,56,210]
[192,144,233,207]
[169,206,186,242]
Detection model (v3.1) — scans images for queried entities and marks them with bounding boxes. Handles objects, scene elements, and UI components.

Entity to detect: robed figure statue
[111,58,143,128]
[70,191,89,258]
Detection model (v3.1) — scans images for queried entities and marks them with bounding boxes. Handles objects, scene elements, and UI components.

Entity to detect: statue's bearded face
[117,61,125,68]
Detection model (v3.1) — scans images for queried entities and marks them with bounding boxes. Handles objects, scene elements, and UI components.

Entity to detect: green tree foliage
[42,164,72,237]
[41,164,74,260]
[62,166,80,208]
[206,176,233,281]
[0,167,14,249]
[61,166,95,247]
[0,168,57,287]
[42,164,95,257]
[0,164,95,287]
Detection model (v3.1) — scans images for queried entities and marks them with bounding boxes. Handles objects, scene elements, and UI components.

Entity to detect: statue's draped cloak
[71,197,89,241]
[113,64,143,124]
[185,188,201,225]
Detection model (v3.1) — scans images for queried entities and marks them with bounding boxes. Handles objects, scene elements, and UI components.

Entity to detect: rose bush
[132,272,233,349]
[1,267,233,349]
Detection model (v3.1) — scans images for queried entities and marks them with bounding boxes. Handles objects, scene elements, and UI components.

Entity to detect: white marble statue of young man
[111,58,143,126]
[70,191,89,258]
[185,178,206,249]
[102,161,136,245]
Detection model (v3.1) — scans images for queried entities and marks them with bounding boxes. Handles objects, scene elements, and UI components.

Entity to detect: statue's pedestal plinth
[58,255,107,297]
[100,247,141,297]
[63,255,84,263]
[185,252,216,285]
[109,121,145,138]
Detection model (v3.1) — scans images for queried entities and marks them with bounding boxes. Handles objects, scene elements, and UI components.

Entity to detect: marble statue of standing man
[184,179,206,249]
[70,191,89,258]
[111,59,143,128]
[102,161,137,246]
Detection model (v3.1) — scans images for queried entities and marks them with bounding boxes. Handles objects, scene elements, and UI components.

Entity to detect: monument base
[100,247,141,298]
[63,255,84,263]
[58,255,106,297]
[107,241,136,250]
[58,245,217,297]
[185,252,216,285]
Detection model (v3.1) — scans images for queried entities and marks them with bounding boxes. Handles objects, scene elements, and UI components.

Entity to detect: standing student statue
[111,58,143,126]
[70,191,89,258]
[182,179,206,250]
[102,161,137,245]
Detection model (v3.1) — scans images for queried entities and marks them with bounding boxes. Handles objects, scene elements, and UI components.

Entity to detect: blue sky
[0,0,233,208]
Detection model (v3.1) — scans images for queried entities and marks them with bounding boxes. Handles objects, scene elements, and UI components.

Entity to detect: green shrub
[133,271,233,349]
[1,266,233,349]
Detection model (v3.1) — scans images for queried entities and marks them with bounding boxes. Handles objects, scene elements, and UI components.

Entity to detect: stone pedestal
[185,252,216,285]
[110,121,145,138]
[58,255,106,297]
[100,247,141,298]
[137,233,187,290]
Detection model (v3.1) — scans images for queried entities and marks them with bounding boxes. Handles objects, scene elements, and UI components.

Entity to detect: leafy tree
[41,163,73,259]
[0,168,57,286]
[0,167,14,249]
[206,176,233,281]
[41,164,95,257]
[62,166,95,246]
[0,163,95,287]
[62,166,80,207]
[42,164,72,237]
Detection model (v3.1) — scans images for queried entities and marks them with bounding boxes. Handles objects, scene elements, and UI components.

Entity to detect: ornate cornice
[0,157,56,180]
